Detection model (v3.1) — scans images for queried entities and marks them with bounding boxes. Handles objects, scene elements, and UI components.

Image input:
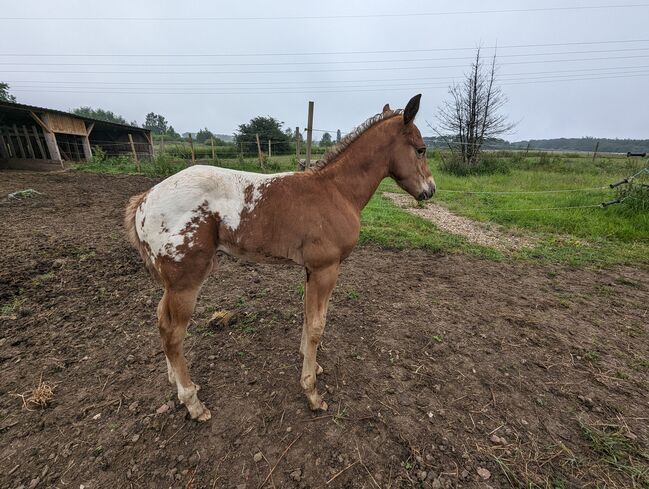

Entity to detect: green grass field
[76,150,649,266]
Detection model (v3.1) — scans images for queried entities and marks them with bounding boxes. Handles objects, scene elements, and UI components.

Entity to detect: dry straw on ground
[15,375,55,410]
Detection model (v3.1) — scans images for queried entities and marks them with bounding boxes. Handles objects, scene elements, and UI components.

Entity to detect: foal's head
[387,94,436,201]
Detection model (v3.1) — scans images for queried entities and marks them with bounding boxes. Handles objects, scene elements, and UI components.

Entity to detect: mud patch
[0,170,648,488]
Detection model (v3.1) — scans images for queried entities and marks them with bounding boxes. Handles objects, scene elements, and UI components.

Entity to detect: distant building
[0,101,153,170]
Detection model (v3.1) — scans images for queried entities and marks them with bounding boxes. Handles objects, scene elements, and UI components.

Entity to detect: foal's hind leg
[158,286,211,421]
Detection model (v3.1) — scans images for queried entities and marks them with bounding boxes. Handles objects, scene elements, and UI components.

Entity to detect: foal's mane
[310,109,403,171]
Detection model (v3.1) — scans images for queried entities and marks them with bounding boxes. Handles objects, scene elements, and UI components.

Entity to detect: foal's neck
[318,131,393,212]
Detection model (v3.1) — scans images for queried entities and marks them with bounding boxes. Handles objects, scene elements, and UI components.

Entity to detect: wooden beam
[29,112,52,133]
[0,131,9,159]
[82,134,92,161]
[31,126,46,159]
[12,124,26,158]
[143,131,154,158]
[22,125,35,158]
[41,114,62,166]
[85,122,95,136]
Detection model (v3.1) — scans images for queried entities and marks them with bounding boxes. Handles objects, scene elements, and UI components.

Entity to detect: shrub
[617,182,649,213]
[440,151,510,176]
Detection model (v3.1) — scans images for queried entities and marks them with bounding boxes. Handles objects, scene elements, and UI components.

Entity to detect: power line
[3,48,649,67]
[9,72,649,96]
[6,65,649,87]
[2,39,649,58]
[10,70,649,93]
[2,4,648,21]
[5,54,649,75]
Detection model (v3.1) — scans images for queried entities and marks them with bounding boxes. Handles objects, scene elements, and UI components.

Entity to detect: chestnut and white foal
[125,94,435,421]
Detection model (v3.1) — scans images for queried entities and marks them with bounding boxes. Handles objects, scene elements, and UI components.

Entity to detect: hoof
[316,363,323,375]
[309,397,328,412]
[189,402,211,422]
[196,405,211,422]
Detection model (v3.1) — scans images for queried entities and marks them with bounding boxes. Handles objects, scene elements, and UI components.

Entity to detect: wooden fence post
[255,133,264,168]
[161,135,165,155]
[211,138,216,160]
[592,140,599,163]
[128,133,140,172]
[188,134,196,165]
[268,139,271,158]
[305,101,314,169]
[295,126,301,162]
[525,141,530,155]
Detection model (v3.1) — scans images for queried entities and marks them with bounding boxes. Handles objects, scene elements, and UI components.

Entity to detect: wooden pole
[525,141,530,155]
[144,132,154,159]
[305,101,314,168]
[39,114,62,166]
[22,125,35,158]
[12,125,26,159]
[0,131,9,159]
[211,138,216,160]
[268,139,271,158]
[188,134,196,165]
[592,140,599,163]
[81,122,93,161]
[31,126,45,159]
[161,134,165,154]
[295,126,301,162]
[128,133,140,171]
[255,133,264,168]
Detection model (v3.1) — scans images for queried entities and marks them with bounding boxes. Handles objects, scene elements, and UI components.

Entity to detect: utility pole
[305,101,314,169]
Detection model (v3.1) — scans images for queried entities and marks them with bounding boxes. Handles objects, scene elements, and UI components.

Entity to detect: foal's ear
[403,94,422,125]
[382,103,391,114]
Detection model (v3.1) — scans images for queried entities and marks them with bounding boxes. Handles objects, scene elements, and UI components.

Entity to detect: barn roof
[0,100,149,133]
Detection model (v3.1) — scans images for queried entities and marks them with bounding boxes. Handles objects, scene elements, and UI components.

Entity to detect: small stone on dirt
[489,434,506,445]
[290,468,302,481]
[253,452,263,463]
[128,401,139,412]
[156,404,169,414]
[477,467,491,480]
[418,470,427,481]
[131,434,140,443]
[92,413,101,420]
[126,354,135,363]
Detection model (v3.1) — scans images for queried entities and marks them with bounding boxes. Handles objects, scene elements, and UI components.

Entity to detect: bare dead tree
[432,48,515,168]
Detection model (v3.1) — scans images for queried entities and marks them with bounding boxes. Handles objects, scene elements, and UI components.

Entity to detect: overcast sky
[1,1,648,140]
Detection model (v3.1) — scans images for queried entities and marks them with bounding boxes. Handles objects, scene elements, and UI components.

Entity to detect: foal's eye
[416,147,426,157]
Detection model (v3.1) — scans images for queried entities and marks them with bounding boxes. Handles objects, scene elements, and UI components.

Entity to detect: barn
[0,101,153,171]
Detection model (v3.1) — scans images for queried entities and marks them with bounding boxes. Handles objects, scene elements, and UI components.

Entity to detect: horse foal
[125,95,435,421]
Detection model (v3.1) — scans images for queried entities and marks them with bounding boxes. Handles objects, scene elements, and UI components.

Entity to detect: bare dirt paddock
[1,171,648,489]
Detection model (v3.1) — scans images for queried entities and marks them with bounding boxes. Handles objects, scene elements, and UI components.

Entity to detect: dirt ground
[1,170,648,489]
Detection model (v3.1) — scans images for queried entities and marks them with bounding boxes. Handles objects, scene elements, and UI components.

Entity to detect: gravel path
[383,192,534,251]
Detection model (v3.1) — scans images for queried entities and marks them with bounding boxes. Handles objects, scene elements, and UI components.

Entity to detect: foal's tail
[124,191,161,282]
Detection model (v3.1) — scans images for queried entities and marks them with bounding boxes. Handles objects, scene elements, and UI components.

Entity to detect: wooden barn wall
[46,113,87,135]
[0,124,50,160]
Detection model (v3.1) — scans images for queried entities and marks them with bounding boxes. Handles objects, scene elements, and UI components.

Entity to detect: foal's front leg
[300,263,339,411]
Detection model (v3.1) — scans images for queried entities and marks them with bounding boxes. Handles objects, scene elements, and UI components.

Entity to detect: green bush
[617,182,649,214]
[440,151,510,176]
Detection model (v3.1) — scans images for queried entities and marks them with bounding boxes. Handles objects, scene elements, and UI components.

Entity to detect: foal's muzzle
[417,181,436,201]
